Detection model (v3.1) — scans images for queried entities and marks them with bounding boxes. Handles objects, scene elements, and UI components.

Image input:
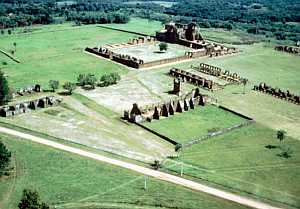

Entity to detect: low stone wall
[124,88,207,123]
[192,63,247,84]
[253,83,300,105]
[169,68,222,91]
[0,96,62,117]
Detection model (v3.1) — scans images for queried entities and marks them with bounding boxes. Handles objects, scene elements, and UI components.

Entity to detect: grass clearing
[164,123,300,208]
[0,18,161,89]
[0,134,249,209]
[143,105,247,144]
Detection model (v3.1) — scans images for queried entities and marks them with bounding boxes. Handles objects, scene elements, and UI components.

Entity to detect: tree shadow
[265,144,278,149]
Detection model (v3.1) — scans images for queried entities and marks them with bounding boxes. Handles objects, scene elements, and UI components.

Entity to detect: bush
[18,189,50,209]
[159,42,168,51]
[100,73,121,87]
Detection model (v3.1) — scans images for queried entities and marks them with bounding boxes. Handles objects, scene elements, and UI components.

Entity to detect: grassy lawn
[0,135,249,209]
[0,18,161,89]
[164,123,300,208]
[143,105,247,144]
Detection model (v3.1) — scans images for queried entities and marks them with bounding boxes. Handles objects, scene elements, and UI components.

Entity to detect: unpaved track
[0,126,281,209]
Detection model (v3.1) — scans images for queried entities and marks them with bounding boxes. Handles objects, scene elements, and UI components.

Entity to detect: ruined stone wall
[253,83,300,105]
[192,63,247,84]
[139,55,190,69]
[275,45,300,55]
[124,88,207,123]
[13,84,42,98]
[169,68,222,91]
[0,96,62,117]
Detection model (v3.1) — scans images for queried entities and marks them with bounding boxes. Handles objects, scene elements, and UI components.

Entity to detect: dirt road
[0,126,281,209]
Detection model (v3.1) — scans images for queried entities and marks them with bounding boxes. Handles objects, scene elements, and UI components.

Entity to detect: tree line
[0,0,299,42]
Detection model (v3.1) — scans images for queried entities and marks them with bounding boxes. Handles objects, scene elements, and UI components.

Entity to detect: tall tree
[63,82,76,95]
[0,70,11,105]
[0,141,11,176]
[48,80,59,92]
[277,130,286,142]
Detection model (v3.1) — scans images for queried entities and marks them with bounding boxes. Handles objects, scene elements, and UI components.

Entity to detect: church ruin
[85,22,239,69]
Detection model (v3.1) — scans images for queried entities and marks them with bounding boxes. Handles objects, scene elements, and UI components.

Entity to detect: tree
[159,42,168,52]
[63,82,76,95]
[13,42,17,52]
[153,160,162,170]
[48,80,59,92]
[0,70,11,105]
[18,189,50,209]
[100,73,121,87]
[242,78,248,94]
[277,130,286,142]
[0,141,11,176]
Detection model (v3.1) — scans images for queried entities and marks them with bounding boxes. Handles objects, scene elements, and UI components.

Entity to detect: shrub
[100,73,121,87]
[0,141,11,176]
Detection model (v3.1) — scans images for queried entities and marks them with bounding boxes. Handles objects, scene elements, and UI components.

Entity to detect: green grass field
[0,18,162,89]
[0,135,249,209]
[164,123,300,208]
[144,105,247,144]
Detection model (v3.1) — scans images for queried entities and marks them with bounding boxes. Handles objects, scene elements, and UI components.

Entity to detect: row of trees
[77,73,121,88]
[49,80,76,95]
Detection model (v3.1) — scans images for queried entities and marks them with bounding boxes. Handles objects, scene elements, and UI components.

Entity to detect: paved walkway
[0,126,281,209]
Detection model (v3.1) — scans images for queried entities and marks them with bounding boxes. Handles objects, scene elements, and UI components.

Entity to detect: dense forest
[0,0,299,43]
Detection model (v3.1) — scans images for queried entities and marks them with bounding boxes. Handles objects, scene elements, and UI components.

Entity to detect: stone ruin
[85,46,144,69]
[124,88,206,123]
[0,96,62,117]
[156,22,203,43]
[169,68,222,91]
[128,36,156,46]
[253,83,300,105]
[192,63,248,84]
[275,45,300,55]
[156,22,238,57]
[13,84,42,98]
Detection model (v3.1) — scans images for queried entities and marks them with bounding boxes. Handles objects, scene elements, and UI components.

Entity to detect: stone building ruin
[124,88,206,123]
[253,83,300,105]
[275,45,300,55]
[169,68,222,91]
[0,96,62,117]
[13,84,42,98]
[192,63,248,84]
[85,22,239,69]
